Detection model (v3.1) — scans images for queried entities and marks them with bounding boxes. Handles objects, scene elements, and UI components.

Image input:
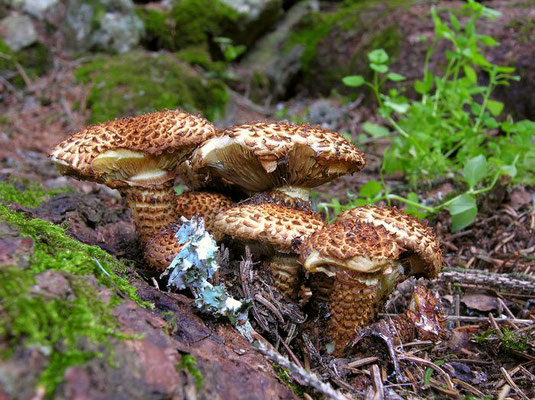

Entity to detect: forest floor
[1,47,534,399]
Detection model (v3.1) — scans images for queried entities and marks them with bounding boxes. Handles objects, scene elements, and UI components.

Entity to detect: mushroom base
[329,270,382,356]
[123,182,179,245]
[144,224,183,272]
[265,255,302,300]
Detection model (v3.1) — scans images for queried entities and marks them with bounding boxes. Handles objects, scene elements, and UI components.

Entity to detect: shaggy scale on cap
[175,191,233,238]
[213,203,325,252]
[50,110,218,186]
[338,206,442,278]
[191,121,366,199]
[49,110,219,248]
[213,202,325,299]
[299,219,423,354]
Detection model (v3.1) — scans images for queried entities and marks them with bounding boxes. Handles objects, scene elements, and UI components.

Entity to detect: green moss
[0,198,149,396]
[0,181,70,208]
[273,364,307,398]
[176,46,226,73]
[501,328,529,352]
[0,267,121,395]
[75,51,229,124]
[177,354,203,391]
[137,0,238,52]
[0,39,51,87]
[136,8,176,50]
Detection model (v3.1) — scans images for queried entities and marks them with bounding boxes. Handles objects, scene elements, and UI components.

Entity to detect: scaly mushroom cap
[175,191,233,236]
[191,121,366,193]
[238,191,316,213]
[337,206,442,278]
[212,203,325,253]
[50,110,218,188]
[299,220,404,276]
[144,223,183,271]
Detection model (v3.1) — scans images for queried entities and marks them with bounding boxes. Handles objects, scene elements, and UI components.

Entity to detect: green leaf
[449,194,477,232]
[463,65,477,84]
[501,164,517,178]
[359,181,383,198]
[387,72,406,82]
[384,100,409,114]
[449,13,460,31]
[363,122,389,137]
[370,63,388,73]
[487,99,504,117]
[463,155,488,189]
[342,75,365,87]
[367,49,389,64]
[174,184,185,195]
[479,35,498,46]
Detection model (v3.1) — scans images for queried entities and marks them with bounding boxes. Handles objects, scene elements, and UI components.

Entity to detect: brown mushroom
[299,207,442,354]
[49,110,218,245]
[337,206,442,278]
[213,202,325,299]
[144,223,183,272]
[190,122,366,202]
[175,191,233,237]
[143,191,233,271]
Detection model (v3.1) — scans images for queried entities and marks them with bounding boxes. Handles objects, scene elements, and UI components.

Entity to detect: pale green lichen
[163,217,252,338]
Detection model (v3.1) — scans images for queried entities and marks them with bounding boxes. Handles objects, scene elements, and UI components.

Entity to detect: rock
[0,193,295,399]
[220,0,283,48]
[92,12,144,53]
[241,0,319,102]
[64,0,143,53]
[12,0,59,19]
[0,14,37,51]
[0,222,33,268]
[307,99,343,130]
[75,51,228,124]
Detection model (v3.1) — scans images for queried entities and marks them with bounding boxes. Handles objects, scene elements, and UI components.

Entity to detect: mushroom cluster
[50,109,442,354]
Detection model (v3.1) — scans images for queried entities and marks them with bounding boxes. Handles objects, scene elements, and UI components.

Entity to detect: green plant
[177,354,203,391]
[214,37,246,62]
[333,0,534,231]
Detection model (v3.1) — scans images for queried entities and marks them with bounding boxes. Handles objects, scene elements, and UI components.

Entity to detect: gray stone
[64,0,143,53]
[221,0,283,48]
[0,14,37,51]
[307,99,343,130]
[22,0,59,19]
[93,12,144,53]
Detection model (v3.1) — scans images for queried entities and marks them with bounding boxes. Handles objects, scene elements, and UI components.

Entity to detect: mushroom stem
[265,254,303,300]
[272,186,310,201]
[123,182,179,245]
[329,270,380,356]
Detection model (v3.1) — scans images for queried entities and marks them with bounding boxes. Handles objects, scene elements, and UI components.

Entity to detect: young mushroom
[212,202,325,299]
[49,110,218,245]
[338,206,442,279]
[143,191,234,271]
[190,122,366,202]
[298,206,442,355]
[175,191,233,238]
